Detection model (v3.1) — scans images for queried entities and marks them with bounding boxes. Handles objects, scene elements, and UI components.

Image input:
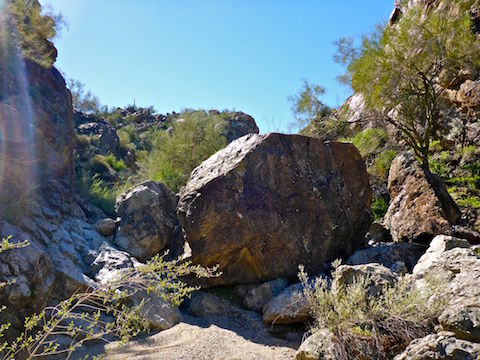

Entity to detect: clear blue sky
[40,0,393,133]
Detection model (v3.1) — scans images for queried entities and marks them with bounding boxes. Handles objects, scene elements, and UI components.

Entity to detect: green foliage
[369,149,397,181]
[289,80,351,140]
[67,78,101,114]
[75,175,127,216]
[1,0,65,68]
[0,247,218,359]
[105,153,127,172]
[289,80,332,130]
[142,111,227,192]
[299,262,448,359]
[337,1,480,167]
[352,128,389,158]
[371,197,388,221]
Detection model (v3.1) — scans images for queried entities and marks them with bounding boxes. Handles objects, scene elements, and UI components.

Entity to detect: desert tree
[336,0,480,168]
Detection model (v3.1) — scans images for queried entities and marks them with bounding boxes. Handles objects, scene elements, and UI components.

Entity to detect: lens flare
[0,0,38,210]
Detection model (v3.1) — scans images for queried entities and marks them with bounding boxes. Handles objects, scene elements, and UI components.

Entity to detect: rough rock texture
[407,234,480,355]
[77,119,120,156]
[178,133,372,285]
[393,332,480,360]
[262,283,310,325]
[347,242,426,273]
[0,206,110,333]
[0,57,74,216]
[115,181,181,261]
[333,264,397,297]
[222,111,260,143]
[295,329,338,360]
[412,235,471,277]
[439,305,480,343]
[384,153,461,243]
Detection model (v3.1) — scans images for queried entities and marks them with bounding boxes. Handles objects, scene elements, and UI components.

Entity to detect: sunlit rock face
[178,133,373,285]
[0,20,74,216]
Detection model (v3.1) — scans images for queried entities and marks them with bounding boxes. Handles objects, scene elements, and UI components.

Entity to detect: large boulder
[384,153,461,243]
[178,133,372,285]
[115,181,181,262]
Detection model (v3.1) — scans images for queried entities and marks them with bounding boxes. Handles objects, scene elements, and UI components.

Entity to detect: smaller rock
[365,222,392,243]
[295,329,338,360]
[94,218,117,237]
[115,181,181,261]
[236,278,289,312]
[413,235,470,277]
[89,243,137,284]
[393,332,480,360]
[440,304,480,343]
[384,152,461,243]
[332,264,397,297]
[451,225,480,245]
[131,290,181,331]
[187,292,231,317]
[347,242,426,273]
[263,283,310,325]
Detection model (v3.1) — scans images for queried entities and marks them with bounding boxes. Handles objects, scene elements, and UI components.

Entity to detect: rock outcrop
[384,153,461,243]
[115,181,181,262]
[178,133,372,285]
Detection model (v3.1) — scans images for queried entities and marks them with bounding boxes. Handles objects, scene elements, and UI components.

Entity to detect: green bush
[141,112,227,192]
[299,262,448,359]
[352,128,389,158]
[0,242,218,359]
[75,175,127,215]
[2,0,65,68]
[105,153,127,172]
[369,149,397,181]
[371,197,388,221]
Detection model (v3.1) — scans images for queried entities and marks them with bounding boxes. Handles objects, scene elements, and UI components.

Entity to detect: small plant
[75,175,129,215]
[105,154,127,172]
[0,249,218,359]
[352,128,389,158]
[298,261,448,360]
[369,149,397,181]
[371,197,388,221]
[141,111,227,192]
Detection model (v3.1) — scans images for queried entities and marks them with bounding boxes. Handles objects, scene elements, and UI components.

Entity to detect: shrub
[75,175,128,215]
[141,112,227,192]
[352,128,389,158]
[105,153,127,172]
[299,262,447,359]
[0,245,218,359]
[2,0,65,68]
[371,197,388,221]
[369,149,397,181]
